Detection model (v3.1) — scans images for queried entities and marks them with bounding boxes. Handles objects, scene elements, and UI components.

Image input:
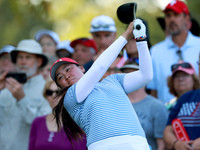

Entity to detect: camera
[6,73,27,83]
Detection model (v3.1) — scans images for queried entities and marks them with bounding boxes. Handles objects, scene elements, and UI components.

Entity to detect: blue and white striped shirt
[64,74,145,146]
[63,36,152,147]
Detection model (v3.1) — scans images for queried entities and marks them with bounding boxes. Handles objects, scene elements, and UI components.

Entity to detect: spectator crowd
[0,0,200,150]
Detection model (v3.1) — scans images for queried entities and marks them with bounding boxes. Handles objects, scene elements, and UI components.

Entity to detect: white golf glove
[133,19,147,40]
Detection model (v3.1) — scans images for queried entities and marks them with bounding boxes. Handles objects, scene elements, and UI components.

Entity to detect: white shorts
[88,135,151,150]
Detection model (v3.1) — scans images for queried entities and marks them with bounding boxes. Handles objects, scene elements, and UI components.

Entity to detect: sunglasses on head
[171,63,192,71]
[92,24,114,29]
[45,89,60,96]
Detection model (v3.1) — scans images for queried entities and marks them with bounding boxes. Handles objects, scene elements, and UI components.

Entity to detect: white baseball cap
[56,40,74,54]
[90,15,116,33]
[10,39,48,67]
[120,64,139,71]
[34,29,60,44]
[0,45,15,56]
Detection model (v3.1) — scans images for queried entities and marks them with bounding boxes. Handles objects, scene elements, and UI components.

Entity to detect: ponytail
[53,86,85,143]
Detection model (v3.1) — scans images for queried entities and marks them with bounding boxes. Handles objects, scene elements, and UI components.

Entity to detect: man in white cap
[0,45,16,74]
[83,15,117,72]
[0,39,51,150]
[90,15,117,56]
[34,29,60,58]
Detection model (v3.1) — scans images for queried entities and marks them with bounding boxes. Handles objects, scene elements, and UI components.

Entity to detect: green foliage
[0,0,199,48]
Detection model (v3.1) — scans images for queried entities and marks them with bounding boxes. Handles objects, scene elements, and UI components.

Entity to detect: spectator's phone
[6,73,27,84]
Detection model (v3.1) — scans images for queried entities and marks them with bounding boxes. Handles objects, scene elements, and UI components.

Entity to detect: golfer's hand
[133,19,146,40]
[122,21,134,41]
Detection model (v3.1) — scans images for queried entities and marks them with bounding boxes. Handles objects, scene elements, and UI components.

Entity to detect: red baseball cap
[50,57,78,81]
[70,38,98,54]
[163,0,189,15]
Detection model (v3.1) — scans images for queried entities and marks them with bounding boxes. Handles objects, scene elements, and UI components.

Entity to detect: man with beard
[0,39,51,150]
[147,0,200,104]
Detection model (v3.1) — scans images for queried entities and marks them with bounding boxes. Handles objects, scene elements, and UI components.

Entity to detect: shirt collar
[167,31,194,50]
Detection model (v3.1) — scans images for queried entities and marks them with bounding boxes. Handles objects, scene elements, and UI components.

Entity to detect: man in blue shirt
[147,0,200,104]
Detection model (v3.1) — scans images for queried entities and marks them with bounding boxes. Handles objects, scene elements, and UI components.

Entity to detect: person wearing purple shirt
[29,78,87,150]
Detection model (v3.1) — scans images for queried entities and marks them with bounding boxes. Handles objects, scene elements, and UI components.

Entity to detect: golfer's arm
[76,36,127,103]
[123,41,153,93]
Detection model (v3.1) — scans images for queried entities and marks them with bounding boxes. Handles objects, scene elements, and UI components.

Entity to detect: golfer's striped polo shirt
[64,74,145,147]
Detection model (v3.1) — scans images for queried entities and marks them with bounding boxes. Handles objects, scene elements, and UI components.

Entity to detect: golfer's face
[55,63,85,89]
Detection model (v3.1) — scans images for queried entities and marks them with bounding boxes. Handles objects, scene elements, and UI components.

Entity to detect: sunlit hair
[51,63,85,143]
[53,86,85,144]
[167,73,199,98]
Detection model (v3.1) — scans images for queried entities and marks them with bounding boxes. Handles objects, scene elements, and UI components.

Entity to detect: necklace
[47,132,54,142]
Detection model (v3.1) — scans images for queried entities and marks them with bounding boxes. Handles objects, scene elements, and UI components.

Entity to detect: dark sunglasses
[171,63,192,71]
[46,89,60,96]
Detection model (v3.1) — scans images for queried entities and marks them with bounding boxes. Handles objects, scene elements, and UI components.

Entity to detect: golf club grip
[133,3,141,30]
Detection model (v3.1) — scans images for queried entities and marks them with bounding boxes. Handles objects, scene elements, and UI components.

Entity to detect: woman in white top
[50,19,153,150]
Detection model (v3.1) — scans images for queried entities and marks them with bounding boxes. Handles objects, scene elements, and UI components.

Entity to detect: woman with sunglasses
[165,61,199,111]
[28,77,87,150]
[50,19,153,150]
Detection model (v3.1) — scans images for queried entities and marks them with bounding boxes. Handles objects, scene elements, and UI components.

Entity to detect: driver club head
[117,2,137,24]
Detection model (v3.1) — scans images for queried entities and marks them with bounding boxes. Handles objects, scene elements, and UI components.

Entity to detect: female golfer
[50,19,153,150]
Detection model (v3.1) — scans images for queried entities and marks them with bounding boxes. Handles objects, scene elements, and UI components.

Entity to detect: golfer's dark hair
[53,86,85,143]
